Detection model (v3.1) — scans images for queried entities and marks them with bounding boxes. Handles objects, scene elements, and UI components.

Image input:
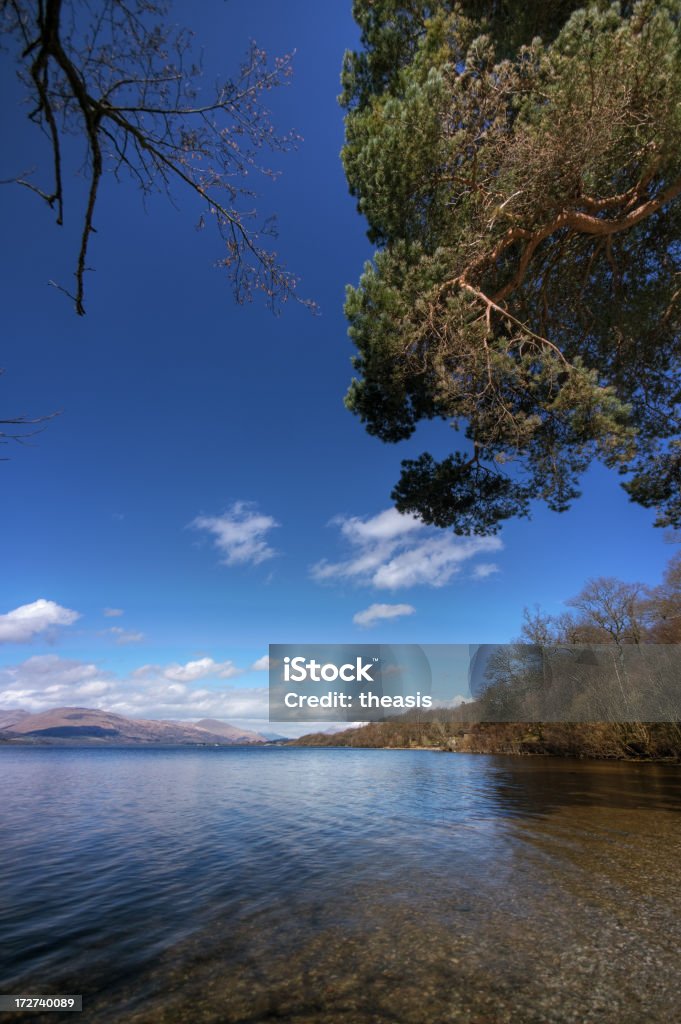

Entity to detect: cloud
[0,654,113,709]
[0,654,369,738]
[103,608,124,618]
[0,653,260,723]
[135,657,243,684]
[353,603,416,628]
[432,695,469,709]
[251,654,269,671]
[337,507,423,544]
[106,627,145,645]
[191,502,279,567]
[472,563,500,580]
[311,509,502,590]
[0,599,80,644]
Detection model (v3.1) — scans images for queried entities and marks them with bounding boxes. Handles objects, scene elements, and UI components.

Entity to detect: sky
[0,0,676,736]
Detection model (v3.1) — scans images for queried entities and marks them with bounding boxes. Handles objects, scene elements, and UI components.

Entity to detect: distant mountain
[0,708,31,730]
[0,707,267,745]
[192,718,267,744]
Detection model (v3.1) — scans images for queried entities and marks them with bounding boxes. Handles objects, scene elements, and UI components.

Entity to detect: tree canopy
[2,0,302,314]
[341,0,681,534]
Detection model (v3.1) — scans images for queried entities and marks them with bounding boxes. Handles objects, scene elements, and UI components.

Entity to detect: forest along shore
[291,552,681,762]
[292,719,681,761]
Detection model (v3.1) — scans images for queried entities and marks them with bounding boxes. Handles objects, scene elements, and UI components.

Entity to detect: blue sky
[0,0,675,734]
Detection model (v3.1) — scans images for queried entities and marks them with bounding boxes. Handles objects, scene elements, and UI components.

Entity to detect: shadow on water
[468,754,681,817]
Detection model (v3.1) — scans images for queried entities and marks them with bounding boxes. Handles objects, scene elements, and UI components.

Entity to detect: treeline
[293,551,681,760]
[520,551,681,646]
[291,718,681,760]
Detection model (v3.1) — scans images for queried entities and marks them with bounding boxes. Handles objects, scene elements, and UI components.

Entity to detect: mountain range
[0,707,272,745]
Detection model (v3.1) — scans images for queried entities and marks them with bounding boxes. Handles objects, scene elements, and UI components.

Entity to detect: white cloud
[251,654,270,671]
[0,654,366,738]
[0,655,112,709]
[433,695,469,709]
[105,627,145,645]
[353,603,416,628]
[311,509,502,590]
[135,657,244,684]
[472,563,500,580]
[0,599,80,644]
[191,502,279,566]
[78,681,112,697]
[165,658,242,682]
[337,507,423,544]
[0,653,261,722]
[103,608,124,618]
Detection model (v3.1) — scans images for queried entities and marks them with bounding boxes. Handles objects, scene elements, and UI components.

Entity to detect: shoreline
[3,738,679,763]
[291,742,681,763]
[291,719,681,762]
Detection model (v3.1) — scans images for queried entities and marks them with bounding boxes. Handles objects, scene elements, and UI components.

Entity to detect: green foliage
[342,0,681,533]
[392,452,531,533]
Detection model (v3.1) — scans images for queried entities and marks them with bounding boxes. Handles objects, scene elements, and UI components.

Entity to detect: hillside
[0,708,31,730]
[0,707,267,745]
[193,718,266,744]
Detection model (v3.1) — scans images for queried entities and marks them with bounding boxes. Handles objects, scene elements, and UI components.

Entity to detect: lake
[1,747,680,1023]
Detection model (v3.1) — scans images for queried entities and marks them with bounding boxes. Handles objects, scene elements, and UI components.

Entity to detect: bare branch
[0,369,60,457]
[2,0,309,314]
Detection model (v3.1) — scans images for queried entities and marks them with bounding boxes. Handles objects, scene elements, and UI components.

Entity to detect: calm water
[1,747,680,1023]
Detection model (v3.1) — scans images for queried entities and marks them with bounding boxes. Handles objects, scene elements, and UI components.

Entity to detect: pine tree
[342,1,681,533]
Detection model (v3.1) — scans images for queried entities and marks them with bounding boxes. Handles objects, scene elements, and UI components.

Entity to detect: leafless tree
[566,577,646,647]
[2,0,306,314]
[642,553,681,643]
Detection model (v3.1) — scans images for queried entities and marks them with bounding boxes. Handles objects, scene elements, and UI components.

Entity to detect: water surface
[1,747,680,1022]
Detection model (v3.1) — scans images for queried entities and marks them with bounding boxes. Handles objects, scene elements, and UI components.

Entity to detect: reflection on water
[1,747,680,1023]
